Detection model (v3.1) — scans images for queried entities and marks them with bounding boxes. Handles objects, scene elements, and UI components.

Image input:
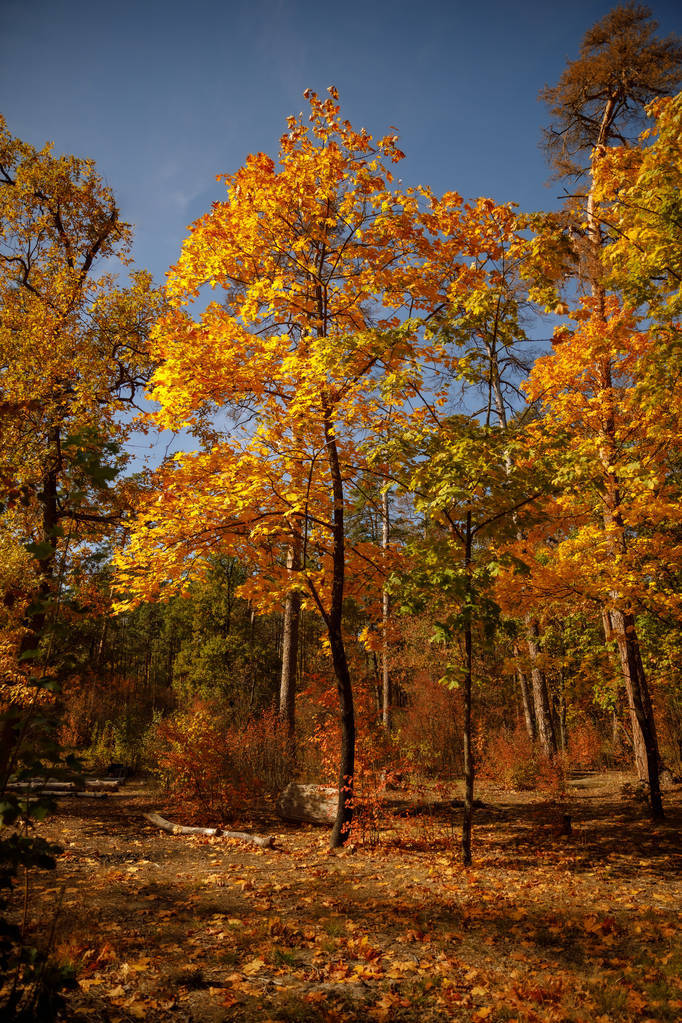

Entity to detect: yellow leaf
[242,958,266,976]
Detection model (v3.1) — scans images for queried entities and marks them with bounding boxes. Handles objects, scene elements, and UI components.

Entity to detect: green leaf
[23,540,54,560]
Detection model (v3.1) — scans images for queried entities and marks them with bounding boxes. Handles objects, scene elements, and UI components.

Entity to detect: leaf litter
[12,772,682,1022]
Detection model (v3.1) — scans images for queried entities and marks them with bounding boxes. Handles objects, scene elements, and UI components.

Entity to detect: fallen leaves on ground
[13,774,682,1022]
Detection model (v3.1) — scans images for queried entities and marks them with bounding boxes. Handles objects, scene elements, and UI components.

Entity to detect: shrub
[225,707,291,799]
[568,720,606,771]
[394,678,461,777]
[479,725,566,795]
[85,713,147,774]
[299,673,412,842]
[147,699,239,820]
[147,700,291,822]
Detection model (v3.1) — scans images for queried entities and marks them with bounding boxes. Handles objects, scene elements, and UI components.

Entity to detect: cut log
[277,783,338,825]
[11,781,78,792]
[10,778,119,792]
[19,792,109,804]
[144,812,274,848]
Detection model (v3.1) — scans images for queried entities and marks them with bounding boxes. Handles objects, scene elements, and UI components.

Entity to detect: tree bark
[328,615,355,849]
[516,662,537,742]
[19,432,61,659]
[605,609,664,818]
[247,605,257,711]
[0,436,62,792]
[597,362,663,816]
[323,413,355,849]
[556,669,568,752]
[381,488,391,731]
[279,543,301,746]
[461,512,474,867]
[590,280,663,816]
[542,19,678,821]
[526,620,557,757]
[585,112,663,819]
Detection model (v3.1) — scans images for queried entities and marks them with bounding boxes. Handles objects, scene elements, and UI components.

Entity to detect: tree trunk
[145,812,274,847]
[20,435,60,659]
[606,609,664,819]
[600,486,664,819]
[461,512,474,867]
[1,437,62,791]
[323,412,355,849]
[494,381,552,757]
[556,669,568,752]
[247,605,257,711]
[596,368,664,816]
[581,108,664,820]
[381,488,391,730]
[0,712,21,794]
[279,543,301,746]
[513,647,536,741]
[526,620,557,757]
[329,624,355,848]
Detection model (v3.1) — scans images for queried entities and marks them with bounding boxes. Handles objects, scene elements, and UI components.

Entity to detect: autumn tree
[521,4,682,817]
[382,416,541,863]
[435,224,559,754]
[0,118,162,783]
[114,88,517,846]
[594,92,682,763]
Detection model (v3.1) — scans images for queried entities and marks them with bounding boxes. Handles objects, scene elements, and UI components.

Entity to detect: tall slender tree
[523,4,682,817]
[383,417,540,863]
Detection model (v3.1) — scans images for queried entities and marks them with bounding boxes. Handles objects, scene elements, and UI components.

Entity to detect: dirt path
[15,773,682,1022]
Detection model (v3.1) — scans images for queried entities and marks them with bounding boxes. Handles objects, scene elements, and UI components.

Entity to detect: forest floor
[13,771,682,1022]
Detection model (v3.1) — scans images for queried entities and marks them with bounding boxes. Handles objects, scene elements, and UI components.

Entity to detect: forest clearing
[17,773,682,1023]
[2,4,682,1020]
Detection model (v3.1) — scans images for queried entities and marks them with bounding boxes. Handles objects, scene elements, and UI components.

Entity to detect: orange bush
[568,720,606,770]
[224,706,291,798]
[150,700,239,819]
[148,700,291,822]
[299,673,411,842]
[394,676,461,777]
[478,725,566,795]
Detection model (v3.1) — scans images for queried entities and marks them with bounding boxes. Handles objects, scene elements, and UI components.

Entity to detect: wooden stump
[276,783,338,825]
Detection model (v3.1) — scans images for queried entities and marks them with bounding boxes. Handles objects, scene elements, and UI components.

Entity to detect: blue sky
[2,1,680,467]
[3,0,680,286]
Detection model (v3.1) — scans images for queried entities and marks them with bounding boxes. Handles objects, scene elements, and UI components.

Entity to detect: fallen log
[144,812,274,848]
[11,780,78,792]
[56,791,109,799]
[17,785,109,802]
[10,778,119,792]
